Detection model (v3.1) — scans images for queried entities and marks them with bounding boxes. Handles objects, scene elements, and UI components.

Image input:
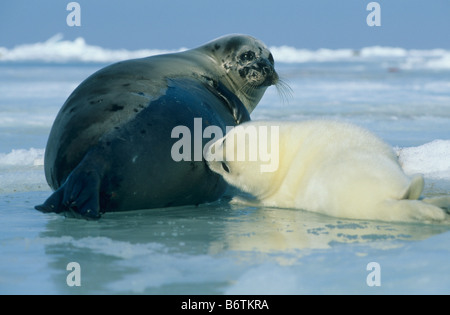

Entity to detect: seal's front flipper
[35,167,102,220]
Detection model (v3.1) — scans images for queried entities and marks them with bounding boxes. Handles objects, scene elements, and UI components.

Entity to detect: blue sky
[1,0,449,50]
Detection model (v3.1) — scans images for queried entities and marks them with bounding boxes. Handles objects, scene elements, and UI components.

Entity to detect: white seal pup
[206,120,449,222]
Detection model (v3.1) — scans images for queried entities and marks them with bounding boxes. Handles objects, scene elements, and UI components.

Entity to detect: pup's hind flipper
[378,199,446,222]
[422,196,450,214]
[400,174,450,216]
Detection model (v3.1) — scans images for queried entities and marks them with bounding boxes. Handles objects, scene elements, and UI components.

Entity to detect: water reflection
[209,204,450,257]
[36,200,450,293]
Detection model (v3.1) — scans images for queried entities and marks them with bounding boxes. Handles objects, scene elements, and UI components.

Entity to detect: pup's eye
[221,162,230,173]
[240,51,256,62]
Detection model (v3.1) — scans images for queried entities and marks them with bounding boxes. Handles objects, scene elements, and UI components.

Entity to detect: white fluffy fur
[206,120,449,222]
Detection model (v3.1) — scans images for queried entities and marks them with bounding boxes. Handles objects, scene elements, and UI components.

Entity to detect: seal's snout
[239,58,278,87]
[259,59,279,86]
[254,58,278,87]
[258,60,273,76]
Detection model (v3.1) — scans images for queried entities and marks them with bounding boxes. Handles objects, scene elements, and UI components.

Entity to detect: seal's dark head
[236,50,278,87]
[201,34,279,112]
[220,35,278,87]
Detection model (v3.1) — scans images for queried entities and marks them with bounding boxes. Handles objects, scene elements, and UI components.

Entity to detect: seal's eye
[268,53,274,65]
[240,51,256,62]
[221,162,230,173]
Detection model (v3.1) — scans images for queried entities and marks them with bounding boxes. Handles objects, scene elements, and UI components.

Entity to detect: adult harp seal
[35,34,279,219]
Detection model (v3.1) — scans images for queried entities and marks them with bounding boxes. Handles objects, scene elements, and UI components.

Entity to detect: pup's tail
[402,174,424,200]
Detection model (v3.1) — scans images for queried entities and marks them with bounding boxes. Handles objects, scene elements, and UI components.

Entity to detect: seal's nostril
[257,60,273,76]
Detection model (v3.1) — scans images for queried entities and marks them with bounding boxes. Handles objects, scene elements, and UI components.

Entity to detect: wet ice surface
[1,191,450,294]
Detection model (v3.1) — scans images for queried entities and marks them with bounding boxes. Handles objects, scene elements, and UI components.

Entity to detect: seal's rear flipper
[35,168,102,220]
[35,187,64,214]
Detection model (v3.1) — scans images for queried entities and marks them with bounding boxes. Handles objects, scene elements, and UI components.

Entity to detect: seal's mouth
[239,59,278,87]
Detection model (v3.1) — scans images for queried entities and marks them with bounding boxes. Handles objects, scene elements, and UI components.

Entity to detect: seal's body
[207,120,449,223]
[36,35,278,219]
